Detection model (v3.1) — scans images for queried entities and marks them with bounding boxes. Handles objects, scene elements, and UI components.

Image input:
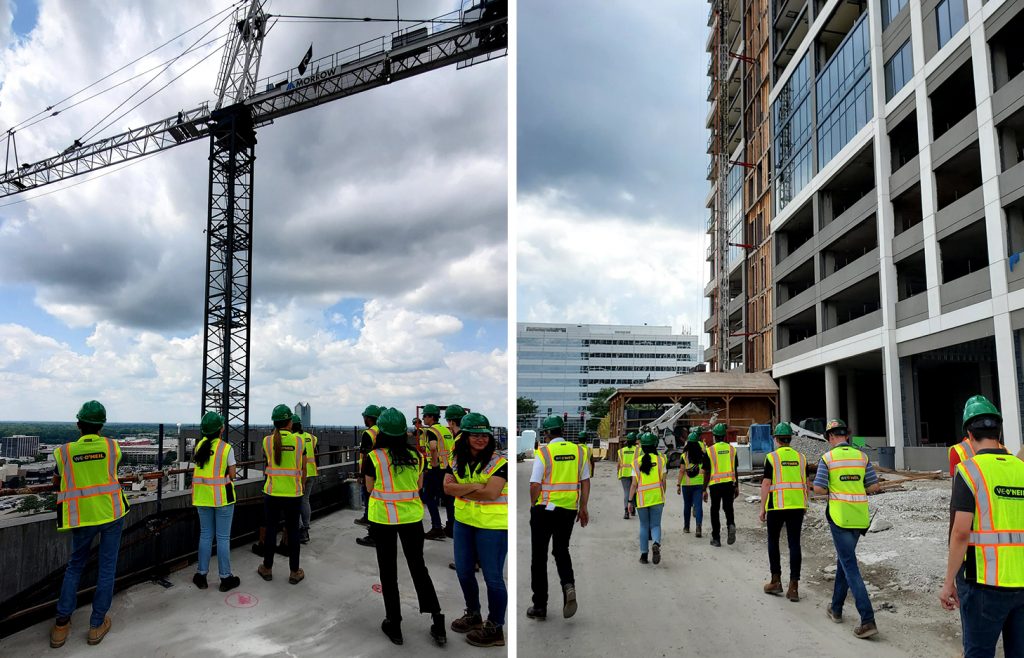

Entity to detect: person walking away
[618,433,638,519]
[528,415,590,620]
[938,395,1024,657]
[294,414,318,544]
[948,399,1009,476]
[443,404,466,536]
[258,404,307,585]
[444,412,508,647]
[365,407,446,646]
[355,405,382,547]
[759,422,807,602]
[677,431,710,537]
[705,423,738,547]
[49,401,130,649]
[191,412,240,593]
[629,433,667,564]
[576,431,595,482]
[814,418,880,639]
[422,404,454,540]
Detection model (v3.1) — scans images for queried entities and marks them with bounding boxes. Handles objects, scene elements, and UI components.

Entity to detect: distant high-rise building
[1,435,40,459]
[294,402,311,428]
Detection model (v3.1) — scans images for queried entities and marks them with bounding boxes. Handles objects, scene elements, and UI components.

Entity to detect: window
[882,0,908,28]
[815,15,873,168]
[936,0,966,49]
[884,40,913,101]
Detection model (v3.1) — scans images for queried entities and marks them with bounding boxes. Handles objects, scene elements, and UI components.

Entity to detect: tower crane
[0,0,507,461]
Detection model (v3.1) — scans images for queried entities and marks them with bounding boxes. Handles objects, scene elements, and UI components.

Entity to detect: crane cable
[2,1,243,136]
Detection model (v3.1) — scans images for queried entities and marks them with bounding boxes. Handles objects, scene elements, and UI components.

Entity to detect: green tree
[586,387,618,420]
[517,397,538,417]
[16,495,41,514]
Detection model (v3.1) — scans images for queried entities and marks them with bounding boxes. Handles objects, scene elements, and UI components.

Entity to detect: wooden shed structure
[606,372,779,437]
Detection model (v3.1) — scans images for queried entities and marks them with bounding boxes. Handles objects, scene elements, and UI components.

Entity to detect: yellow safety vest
[709,441,736,485]
[534,441,585,510]
[416,428,430,461]
[54,435,129,531]
[635,453,666,508]
[618,446,637,478]
[956,453,1024,587]
[680,443,707,486]
[302,432,318,476]
[192,438,235,507]
[451,453,508,530]
[433,424,455,469]
[950,439,1007,466]
[824,446,869,529]
[364,425,380,448]
[368,448,424,524]
[262,431,305,497]
[766,446,807,511]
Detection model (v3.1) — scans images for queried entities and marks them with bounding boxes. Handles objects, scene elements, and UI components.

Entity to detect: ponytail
[640,446,655,476]
[272,427,283,465]
[194,434,218,469]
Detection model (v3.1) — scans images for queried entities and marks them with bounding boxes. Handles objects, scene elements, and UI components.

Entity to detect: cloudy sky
[0,0,507,425]
[517,0,708,337]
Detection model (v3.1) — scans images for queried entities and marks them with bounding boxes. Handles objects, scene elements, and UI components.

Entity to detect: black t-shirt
[359,428,375,455]
[950,449,1024,589]
[447,460,508,482]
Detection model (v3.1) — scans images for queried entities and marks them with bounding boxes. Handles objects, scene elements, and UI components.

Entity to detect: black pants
[263,495,301,572]
[767,509,805,580]
[530,505,576,608]
[708,483,735,541]
[371,521,441,622]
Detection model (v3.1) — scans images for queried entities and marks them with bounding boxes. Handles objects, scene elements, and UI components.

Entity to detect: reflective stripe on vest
[55,437,127,530]
[618,447,636,478]
[433,424,455,469]
[303,433,319,476]
[192,439,233,507]
[709,442,736,485]
[957,455,1024,587]
[452,453,508,529]
[262,432,304,497]
[767,447,807,511]
[635,454,666,508]
[824,447,869,529]
[536,442,584,510]
[368,448,424,525]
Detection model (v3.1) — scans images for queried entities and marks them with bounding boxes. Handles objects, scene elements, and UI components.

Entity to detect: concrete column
[825,363,841,421]
[994,315,1023,454]
[780,376,792,422]
[846,372,859,433]
[900,358,918,447]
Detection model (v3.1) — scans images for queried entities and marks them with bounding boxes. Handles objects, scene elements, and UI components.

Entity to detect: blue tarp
[748,423,773,453]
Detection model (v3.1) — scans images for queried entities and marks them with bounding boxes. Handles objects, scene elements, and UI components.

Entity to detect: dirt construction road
[516,460,963,658]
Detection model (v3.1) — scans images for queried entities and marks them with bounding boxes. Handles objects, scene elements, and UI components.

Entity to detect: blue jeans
[454,520,507,626]
[681,485,703,528]
[57,516,125,628]
[828,521,874,625]
[638,504,664,554]
[301,476,316,529]
[196,505,235,578]
[957,566,1024,658]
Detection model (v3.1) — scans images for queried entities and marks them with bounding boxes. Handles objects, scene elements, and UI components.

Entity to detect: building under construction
[705,0,1024,466]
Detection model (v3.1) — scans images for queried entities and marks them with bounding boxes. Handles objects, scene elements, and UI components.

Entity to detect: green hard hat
[687,431,699,442]
[578,430,588,439]
[962,395,1002,432]
[200,411,223,435]
[824,419,848,435]
[377,407,408,437]
[711,423,728,437]
[422,404,441,417]
[76,400,107,424]
[291,413,303,428]
[445,404,466,421]
[361,404,381,419]
[773,422,792,437]
[640,432,658,447]
[461,412,491,435]
[271,404,292,422]
[626,431,637,440]
[541,415,565,431]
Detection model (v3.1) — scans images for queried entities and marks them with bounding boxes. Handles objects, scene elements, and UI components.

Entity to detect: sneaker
[289,569,305,585]
[562,584,577,618]
[466,620,505,647]
[356,535,375,547]
[219,575,241,592]
[727,524,736,545]
[49,621,71,649]
[354,517,370,527]
[86,616,111,646]
[193,573,208,589]
[299,528,310,544]
[424,527,446,541]
[450,610,483,633]
[710,538,722,547]
[639,553,649,564]
[695,524,702,538]
[652,542,661,565]
[258,564,272,581]
[526,606,546,620]
[854,621,878,639]
[381,619,403,645]
[430,613,447,646]
[826,607,843,624]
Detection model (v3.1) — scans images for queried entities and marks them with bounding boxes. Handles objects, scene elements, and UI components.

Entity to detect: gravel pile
[791,434,830,464]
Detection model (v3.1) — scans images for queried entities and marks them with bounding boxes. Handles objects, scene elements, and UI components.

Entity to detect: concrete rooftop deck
[0,507,504,656]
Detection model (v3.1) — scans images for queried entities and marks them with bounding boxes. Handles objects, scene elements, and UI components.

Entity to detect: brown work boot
[466,620,505,647]
[763,574,783,595]
[450,609,483,633]
[49,621,71,648]
[257,564,272,581]
[786,580,800,602]
[854,621,878,639]
[86,616,111,645]
[288,568,305,585]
